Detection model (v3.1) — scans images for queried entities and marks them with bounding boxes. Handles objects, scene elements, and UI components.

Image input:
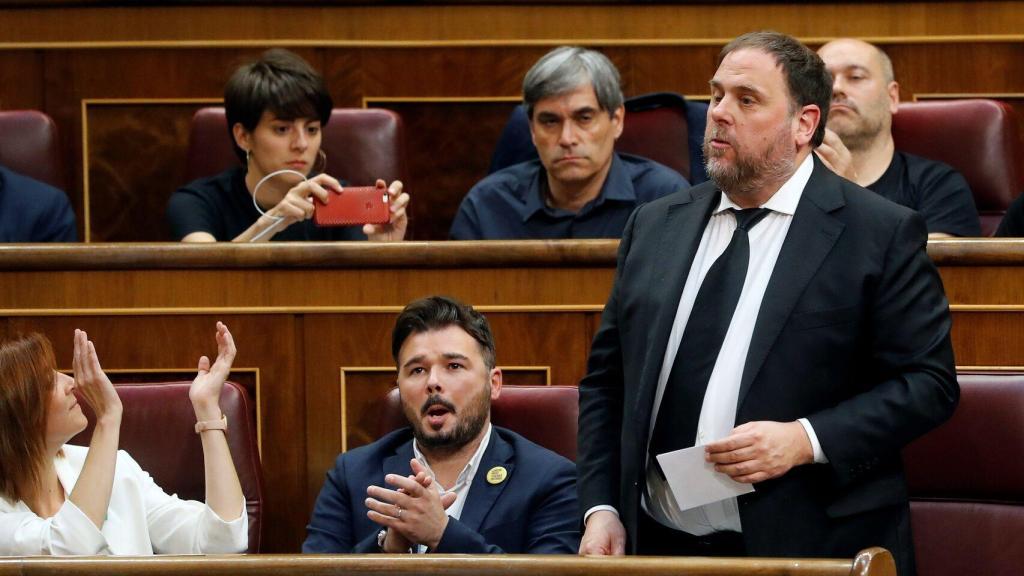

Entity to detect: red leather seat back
[0,110,66,190]
[618,94,692,181]
[377,385,579,461]
[903,373,1024,576]
[69,381,264,553]
[184,107,407,189]
[891,99,1024,235]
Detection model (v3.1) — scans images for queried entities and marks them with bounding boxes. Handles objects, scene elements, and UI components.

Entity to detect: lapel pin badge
[486,466,508,485]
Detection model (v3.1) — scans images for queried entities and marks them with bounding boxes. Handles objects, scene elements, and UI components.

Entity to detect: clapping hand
[366,458,457,551]
[72,329,122,423]
[189,322,237,421]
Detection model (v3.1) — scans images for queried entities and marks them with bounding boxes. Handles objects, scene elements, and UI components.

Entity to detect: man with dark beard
[577,31,956,575]
[303,296,579,553]
[816,39,980,237]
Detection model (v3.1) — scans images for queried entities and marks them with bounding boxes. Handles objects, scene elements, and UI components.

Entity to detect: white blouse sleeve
[0,497,111,556]
[122,452,248,554]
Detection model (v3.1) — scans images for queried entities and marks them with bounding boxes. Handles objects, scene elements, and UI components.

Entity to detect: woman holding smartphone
[0,323,248,555]
[167,49,409,242]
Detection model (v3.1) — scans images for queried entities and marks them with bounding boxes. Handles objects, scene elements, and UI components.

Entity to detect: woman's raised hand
[71,329,122,423]
[189,322,237,420]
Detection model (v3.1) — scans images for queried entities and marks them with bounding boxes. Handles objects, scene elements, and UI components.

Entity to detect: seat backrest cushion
[184,107,407,188]
[69,381,263,552]
[487,93,709,185]
[0,110,66,190]
[903,373,1024,576]
[377,385,579,461]
[892,99,1024,235]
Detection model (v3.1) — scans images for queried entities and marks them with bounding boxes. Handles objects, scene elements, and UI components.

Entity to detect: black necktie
[649,207,771,460]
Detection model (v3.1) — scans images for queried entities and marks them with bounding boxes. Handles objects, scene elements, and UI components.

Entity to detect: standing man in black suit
[576,31,957,576]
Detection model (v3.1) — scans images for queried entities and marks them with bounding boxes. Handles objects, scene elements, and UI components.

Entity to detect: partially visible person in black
[0,165,76,242]
[816,39,980,238]
[995,193,1024,236]
[167,49,409,242]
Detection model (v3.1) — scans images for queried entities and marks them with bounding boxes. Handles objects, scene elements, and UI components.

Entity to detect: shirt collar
[412,422,493,492]
[523,153,634,222]
[714,153,812,216]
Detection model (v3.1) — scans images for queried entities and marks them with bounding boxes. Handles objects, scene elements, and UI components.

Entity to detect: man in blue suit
[303,296,579,553]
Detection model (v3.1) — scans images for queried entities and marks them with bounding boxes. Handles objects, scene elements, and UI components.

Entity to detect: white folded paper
[655,445,755,511]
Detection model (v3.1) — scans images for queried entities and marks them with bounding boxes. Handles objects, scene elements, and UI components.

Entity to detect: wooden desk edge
[0,549,894,576]
[0,239,1023,270]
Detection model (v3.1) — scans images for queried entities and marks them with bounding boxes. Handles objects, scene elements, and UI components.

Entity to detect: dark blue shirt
[450,153,689,240]
[0,165,77,242]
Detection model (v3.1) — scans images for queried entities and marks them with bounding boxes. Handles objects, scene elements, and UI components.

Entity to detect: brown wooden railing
[0,549,895,576]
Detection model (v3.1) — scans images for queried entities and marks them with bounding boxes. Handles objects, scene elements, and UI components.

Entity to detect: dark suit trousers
[637,510,745,557]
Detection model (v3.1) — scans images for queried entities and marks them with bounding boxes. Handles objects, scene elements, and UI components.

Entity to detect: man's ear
[232,123,251,154]
[794,104,822,148]
[489,367,503,401]
[887,81,901,115]
[611,105,625,140]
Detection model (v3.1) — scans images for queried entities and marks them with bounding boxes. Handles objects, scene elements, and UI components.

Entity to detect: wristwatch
[377,529,415,553]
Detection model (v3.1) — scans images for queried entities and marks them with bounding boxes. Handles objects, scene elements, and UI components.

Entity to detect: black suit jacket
[577,156,958,573]
[303,426,580,554]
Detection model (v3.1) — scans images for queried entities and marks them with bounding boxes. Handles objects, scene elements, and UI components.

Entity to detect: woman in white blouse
[0,322,248,555]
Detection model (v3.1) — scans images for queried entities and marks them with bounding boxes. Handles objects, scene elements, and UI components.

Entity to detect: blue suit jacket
[303,426,580,554]
[0,165,76,242]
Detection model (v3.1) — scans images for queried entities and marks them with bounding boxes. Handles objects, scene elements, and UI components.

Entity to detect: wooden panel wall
[1,240,1023,551]
[0,2,1022,240]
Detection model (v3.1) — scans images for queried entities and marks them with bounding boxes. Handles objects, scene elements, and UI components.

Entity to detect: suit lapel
[457,428,513,532]
[382,440,415,480]
[633,185,719,435]
[737,160,846,411]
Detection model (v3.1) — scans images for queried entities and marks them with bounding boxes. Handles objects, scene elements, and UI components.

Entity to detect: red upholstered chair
[902,372,1024,576]
[617,92,701,184]
[891,99,1024,235]
[377,385,579,461]
[184,107,408,188]
[69,381,264,553]
[0,110,66,190]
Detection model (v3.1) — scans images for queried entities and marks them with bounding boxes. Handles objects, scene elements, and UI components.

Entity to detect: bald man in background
[816,38,981,237]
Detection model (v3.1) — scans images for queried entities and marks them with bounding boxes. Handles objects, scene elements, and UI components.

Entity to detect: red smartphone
[313,186,390,227]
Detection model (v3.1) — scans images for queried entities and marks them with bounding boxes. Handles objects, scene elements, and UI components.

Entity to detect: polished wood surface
[1,3,1020,43]
[1,240,1021,551]
[0,548,895,576]
[0,2,1021,240]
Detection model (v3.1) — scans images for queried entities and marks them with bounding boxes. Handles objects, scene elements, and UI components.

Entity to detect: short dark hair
[523,46,624,119]
[391,296,496,370]
[719,31,832,147]
[223,48,333,163]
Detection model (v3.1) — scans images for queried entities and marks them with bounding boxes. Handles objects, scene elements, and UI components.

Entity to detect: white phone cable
[249,169,309,242]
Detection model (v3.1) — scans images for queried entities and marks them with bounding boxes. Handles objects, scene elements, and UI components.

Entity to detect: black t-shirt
[995,193,1024,237]
[866,151,981,237]
[166,167,365,241]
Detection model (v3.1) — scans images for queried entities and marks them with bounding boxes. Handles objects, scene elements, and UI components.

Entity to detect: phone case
[313,186,390,227]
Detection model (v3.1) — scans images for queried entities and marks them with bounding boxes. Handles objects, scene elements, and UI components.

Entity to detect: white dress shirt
[0,444,248,555]
[642,154,826,535]
[411,423,492,552]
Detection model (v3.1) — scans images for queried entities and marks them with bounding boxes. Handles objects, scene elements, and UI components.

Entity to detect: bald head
[819,38,894,83]
[817,38,900,151]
